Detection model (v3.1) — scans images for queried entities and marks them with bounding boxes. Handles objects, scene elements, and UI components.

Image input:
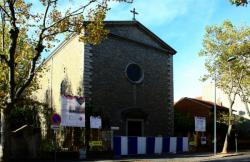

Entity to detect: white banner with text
[61,95,85,127]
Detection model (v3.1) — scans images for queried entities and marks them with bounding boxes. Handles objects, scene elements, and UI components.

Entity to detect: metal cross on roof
[130,8,138,21]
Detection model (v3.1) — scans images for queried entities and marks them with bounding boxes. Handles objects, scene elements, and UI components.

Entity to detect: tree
[230,0,248,6]
[0,24,50,159]
[238,56,250,117]
[0,0,132,160]
[0,26,42,105]
[199,21,250,153]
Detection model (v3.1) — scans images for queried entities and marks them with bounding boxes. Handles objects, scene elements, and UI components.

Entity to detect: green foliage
[9,99,51,130]
[199,20,250,109]
[9,106,39,130]
[174,109,194,135]
[0,26,45,107]
[200,20,250,152]
[0,0,132,159]
[0,0,132,104]
[230,0,248,6]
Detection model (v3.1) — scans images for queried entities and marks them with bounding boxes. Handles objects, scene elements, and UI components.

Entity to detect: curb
[203,152,245,161]
[216,152,244,158]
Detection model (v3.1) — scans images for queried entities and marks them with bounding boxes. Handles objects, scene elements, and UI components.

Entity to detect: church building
[36,21,176,136]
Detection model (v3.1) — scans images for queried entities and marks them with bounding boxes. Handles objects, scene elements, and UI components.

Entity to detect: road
[204,154,250,162]
[92,151,250,162]
[0,149,249,162]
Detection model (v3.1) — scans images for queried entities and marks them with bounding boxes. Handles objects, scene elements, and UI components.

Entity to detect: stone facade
[36,21,176,137]
[35,35,84,110]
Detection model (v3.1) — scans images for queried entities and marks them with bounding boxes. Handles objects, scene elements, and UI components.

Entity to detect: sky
[104,0,250,101]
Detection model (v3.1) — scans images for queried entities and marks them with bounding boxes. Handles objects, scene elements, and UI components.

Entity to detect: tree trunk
[2,104,12,162]
[221,123,232,153]
[221,95,234,153]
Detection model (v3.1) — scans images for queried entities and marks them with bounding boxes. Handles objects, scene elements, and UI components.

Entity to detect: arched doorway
[121,108,148,136]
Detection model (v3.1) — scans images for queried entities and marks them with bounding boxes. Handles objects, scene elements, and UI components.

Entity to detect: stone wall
[35,21,175,137]
[88,25,174,136]
[35,35,84,113]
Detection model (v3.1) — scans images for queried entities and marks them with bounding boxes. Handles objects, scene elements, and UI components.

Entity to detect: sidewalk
[42,150,249,162]
[1,150,249,162]
[89,150,249,162]
[198,151,246,161]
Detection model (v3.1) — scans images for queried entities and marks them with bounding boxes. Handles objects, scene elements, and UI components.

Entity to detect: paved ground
[91,151,250,162]
[203,153,250,162]
[35,151,249,162]
[0,150,249,162]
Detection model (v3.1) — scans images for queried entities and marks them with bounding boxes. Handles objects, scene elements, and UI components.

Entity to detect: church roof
[103,21,177,55]
[42,20,176,65]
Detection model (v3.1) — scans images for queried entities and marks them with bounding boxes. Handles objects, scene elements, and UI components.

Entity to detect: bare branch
[43,29,74,39]
[235,69,244,92]
[15,1,54,98]
[15,27,46,98]
[0,5,10,17]
[45,0,97,31]
[12,0,17,5]
[7,1,17,28]
[43,0,51,29]
[15,0,108,98]
[15,41,43,98]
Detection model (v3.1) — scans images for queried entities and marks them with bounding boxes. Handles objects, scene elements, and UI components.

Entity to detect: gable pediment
[104,21,176,54]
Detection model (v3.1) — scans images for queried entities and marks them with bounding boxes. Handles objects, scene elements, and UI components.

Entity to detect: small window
[125,63,144,84]
[60,80,68,95]
[239,111,245,116]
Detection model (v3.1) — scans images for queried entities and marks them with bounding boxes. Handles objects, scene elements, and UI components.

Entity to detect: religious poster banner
[61,95,85,127]
[90,116,102,129]
[195,116,206,132]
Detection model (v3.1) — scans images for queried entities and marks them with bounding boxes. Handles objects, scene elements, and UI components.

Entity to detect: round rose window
[125,63,144,84]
